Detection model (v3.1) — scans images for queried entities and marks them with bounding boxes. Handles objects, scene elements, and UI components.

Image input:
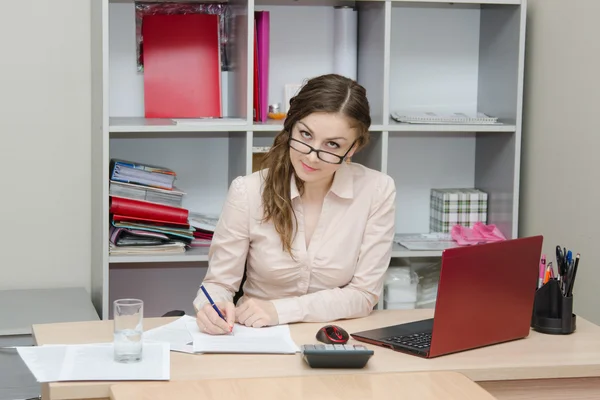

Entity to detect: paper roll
[333,6,358,81]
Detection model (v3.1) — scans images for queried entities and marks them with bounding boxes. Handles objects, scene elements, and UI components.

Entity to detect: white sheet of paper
[15,345,66,382]
[185,320,300,354]
[144,315,195,354]
[17,342,170,383]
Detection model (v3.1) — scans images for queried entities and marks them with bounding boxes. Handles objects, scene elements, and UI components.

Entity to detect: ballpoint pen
[538,254,546,288]
[556,246,564,276]
[567,254,580,297]
[200,285,233,333]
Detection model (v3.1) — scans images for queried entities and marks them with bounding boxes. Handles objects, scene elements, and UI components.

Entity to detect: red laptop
[351,235,543,358]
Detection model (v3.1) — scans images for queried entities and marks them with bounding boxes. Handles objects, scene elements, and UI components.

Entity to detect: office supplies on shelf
[300,344,373,369]
[110,196,189,224]
[268,103,286,120]
[199,285,230,331]
[108,196,194,255]
[333,6,357,80]
[284,83,302,113]
[352,236,543,358]
[110,159,177,190]
[430,188,488,233]
[16,342,170,382]
[384,267,419,309]
[391,111,500,125]
[188,213,217,247]
[109,181,184,208]
[255,11,270,122]
[252,23,260,121]
[134,2,231,72]
[394,233,458,251]
[450,222,506,246]
[185,320,299,354]
[143,13,221,118]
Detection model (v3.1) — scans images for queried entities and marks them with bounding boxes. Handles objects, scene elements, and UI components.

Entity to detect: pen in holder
[531,279,576,334]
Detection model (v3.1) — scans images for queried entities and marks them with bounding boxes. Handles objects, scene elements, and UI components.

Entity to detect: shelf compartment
[108,2,248,123]
[388,2,524,127]
[388,132,478,234]
[109,132,249,216]
[253,3,387,125]
[386,131,517,239]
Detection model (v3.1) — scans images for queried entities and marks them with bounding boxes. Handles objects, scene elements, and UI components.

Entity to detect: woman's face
[289,112,358,186]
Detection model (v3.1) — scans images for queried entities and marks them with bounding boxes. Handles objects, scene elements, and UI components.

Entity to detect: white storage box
[383,266,419,310]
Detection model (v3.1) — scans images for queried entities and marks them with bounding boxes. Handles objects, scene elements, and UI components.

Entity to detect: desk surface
[0,287,99,336]
[109,371,498,400]
[33,309,600,400]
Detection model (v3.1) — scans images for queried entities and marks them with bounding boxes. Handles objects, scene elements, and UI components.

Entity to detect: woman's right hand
[195,302,235,335]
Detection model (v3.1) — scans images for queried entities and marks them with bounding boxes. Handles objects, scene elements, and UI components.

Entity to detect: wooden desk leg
[479,377,600,400]
[42,383,50,400]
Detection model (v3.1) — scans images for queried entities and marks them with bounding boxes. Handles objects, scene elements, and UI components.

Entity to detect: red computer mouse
[316,324,349,344]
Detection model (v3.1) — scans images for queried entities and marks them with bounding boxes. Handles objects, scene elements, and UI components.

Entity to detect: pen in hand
[200,285,233,333]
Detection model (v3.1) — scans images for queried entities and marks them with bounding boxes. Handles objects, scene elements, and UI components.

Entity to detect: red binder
[142,13,221,118]
[110,196,189,224]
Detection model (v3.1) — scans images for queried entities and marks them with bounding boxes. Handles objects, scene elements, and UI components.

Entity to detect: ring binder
[531,279,576,335]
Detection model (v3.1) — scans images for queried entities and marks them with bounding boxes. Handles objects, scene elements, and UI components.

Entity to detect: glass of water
[113,298,143,363]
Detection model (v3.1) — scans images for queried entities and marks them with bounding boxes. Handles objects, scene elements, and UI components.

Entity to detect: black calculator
[300,344,374,368]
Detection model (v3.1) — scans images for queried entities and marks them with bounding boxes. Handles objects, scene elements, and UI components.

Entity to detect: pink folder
[255,11,270,122]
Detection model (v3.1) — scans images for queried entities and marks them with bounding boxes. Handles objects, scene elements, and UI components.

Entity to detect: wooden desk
[109,371,498,400]
[33,309,600,400]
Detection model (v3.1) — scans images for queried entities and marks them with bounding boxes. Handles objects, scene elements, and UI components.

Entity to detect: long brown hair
[260,73,372,255]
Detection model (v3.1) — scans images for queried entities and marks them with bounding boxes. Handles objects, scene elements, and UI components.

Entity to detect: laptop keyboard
[385,332,432,349]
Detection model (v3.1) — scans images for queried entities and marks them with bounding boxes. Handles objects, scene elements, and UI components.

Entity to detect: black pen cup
[531,279,576,334]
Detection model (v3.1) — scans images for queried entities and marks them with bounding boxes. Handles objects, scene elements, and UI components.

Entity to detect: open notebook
[185,319,299,354]
[144,316,299,355]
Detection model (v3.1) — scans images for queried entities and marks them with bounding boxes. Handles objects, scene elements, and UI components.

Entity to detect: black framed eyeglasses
[288,138,356,164]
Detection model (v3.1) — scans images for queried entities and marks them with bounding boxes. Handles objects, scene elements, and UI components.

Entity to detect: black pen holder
[531,279,576,334]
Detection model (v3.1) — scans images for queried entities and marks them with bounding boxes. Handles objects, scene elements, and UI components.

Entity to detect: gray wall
[520,0,600,323]
[0,1,91,291]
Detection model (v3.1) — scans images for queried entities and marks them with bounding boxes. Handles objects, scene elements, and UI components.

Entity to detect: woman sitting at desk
[194,74,396,335]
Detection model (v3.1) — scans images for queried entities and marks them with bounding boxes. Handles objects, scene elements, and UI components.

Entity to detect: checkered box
[429,188,488,233]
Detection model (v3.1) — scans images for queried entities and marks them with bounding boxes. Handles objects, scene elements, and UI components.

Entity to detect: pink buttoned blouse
[193,162,396,324]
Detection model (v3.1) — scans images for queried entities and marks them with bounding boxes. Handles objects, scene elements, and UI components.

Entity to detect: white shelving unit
[91,0,527,319]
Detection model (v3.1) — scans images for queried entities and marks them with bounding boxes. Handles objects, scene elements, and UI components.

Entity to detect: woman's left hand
[235,298,279,328]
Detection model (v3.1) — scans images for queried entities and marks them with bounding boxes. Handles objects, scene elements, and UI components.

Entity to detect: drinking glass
[113,298,143,363]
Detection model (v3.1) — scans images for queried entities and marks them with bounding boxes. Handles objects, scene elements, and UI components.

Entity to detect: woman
[194,74,396,335]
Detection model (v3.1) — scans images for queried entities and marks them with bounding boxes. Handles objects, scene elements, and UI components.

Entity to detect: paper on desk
[185,320,300,354]
[16,342,170,383]
[144,315,195,354]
